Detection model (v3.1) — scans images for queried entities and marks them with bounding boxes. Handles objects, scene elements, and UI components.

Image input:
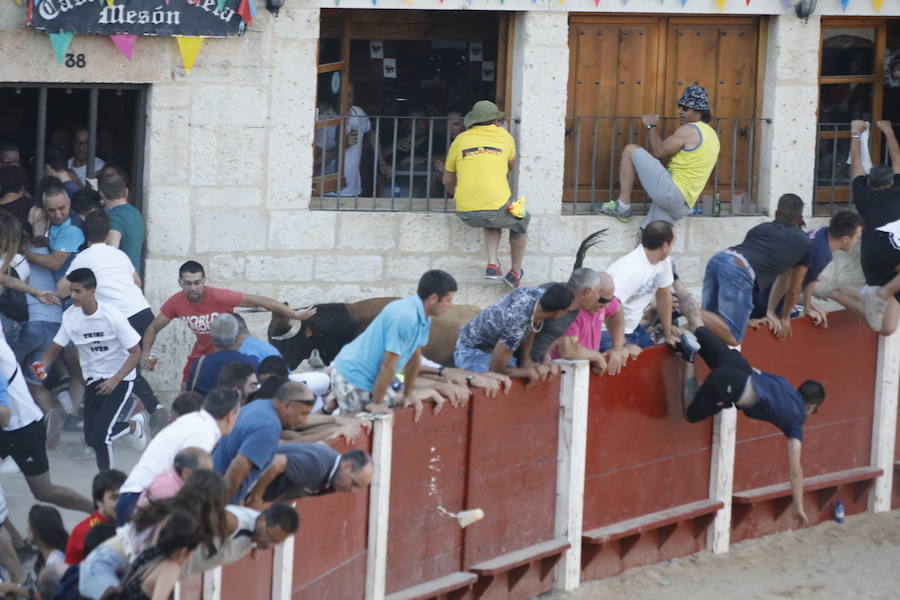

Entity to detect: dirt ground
[546,509,900,600]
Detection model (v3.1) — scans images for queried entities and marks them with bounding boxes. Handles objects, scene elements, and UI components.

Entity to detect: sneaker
[593,200,633,223]
[484,264,502,279]
[148,407,169,438]
[863,287,887,331]
[678,330,701,363]
[503,269,523,289]
[128,412,147,451]
[45,408,62,450]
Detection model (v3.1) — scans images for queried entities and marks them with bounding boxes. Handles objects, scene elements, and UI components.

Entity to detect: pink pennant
[110,34,137,61]
[780,0,789,10]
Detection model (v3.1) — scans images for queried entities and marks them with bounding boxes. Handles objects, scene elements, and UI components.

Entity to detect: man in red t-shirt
[65,469,126,564]
[142,261,315,382]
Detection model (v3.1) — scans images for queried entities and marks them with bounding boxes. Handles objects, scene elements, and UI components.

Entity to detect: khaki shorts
[456,201,530,238]
[331,370,402,414]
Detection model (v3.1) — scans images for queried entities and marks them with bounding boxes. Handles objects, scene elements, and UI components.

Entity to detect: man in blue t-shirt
[213,381,314,503]
[675,301,825,525]
[25,177,85,281]
[749,210,864,330]
[233,313,282,363]
[330,270,457,420]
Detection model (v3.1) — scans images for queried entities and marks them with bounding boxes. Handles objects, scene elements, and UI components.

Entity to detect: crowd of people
[0,94,897,598]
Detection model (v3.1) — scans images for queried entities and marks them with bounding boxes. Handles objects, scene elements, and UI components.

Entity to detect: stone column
[757,14,822,217]
[509,11,570,217]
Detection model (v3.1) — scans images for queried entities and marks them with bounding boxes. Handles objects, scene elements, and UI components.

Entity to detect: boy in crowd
[64,470,126,565]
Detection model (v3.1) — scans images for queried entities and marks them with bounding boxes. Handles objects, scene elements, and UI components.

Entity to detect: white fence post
[365,416,394,600]
[553,359,590,592]
[707,404,737,554]
[202,568,222,600]
[870,331,900,512]
[271,510,296,599]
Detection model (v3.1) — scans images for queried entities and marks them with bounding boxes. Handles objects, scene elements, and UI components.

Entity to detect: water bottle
[713,191,721,217]
[834,500,845,523]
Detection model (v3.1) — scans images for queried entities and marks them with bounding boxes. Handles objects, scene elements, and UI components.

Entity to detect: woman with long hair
[27,505,69,574]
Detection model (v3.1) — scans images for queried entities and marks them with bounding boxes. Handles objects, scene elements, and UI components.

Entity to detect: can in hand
[146,353,159,368]
[30,362,48,381]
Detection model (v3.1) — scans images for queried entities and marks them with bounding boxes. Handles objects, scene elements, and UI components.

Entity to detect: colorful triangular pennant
[237,0,255,26]
[110,34,137,61]
[841,0,849,9]
[681,0,687,6]
[49,32,73,65]
[780,0,789,10]
[105,0,114,7]
[595,0,600,6]
[217,0,225,10]
[873,0,882,10]
[716,0,725,9]
[176,36,204,75]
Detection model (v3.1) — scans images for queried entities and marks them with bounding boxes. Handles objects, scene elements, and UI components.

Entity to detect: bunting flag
[49,32,74,64]
[237,0,256,26]
[780,0,789,10]
[105,0,113,6]
[13,0,22,6]
[110,34,137,61]
[176,36,204,75]
[217,0,226,10]
[594,0,600,6]
[745,0,750,4]
[371,0,377,4]
[681,0,688,6]
[716,0,726,9]
[873,0,882,10]
[841,0,849,9]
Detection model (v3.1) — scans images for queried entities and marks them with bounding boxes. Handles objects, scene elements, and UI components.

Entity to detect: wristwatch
[852,133,862,139]
[466,375,476,386]
[646,124,656,129]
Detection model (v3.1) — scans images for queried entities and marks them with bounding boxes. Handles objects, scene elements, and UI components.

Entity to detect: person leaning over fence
[330,270,457,421]
[596,85,720,226]
[701,194,811,346]
[454,283,573,384]
[676,295,824,526]
[443,100,529,288]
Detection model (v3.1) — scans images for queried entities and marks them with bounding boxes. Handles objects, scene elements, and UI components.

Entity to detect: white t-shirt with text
[66,243,150,318]
[53,302,140,382]
[606,245,674,334]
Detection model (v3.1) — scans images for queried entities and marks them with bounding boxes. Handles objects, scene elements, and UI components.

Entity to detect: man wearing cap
[443,100,529,288]
[596,86,720,226]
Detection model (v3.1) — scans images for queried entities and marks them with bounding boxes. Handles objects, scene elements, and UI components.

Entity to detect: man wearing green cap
[443,100,529,288]
[596,85,720,227]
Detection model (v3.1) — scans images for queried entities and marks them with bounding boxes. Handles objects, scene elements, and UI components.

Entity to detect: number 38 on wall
[65,53,86,68]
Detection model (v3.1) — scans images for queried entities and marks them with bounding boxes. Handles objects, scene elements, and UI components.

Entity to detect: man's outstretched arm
[788,438,808,525]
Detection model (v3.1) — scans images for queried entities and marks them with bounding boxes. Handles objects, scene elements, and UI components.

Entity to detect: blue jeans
[79,544,125,599]
[599,325,655,352]
[11,321,60,384]
[702,251,755,343]
[453,343,517,373]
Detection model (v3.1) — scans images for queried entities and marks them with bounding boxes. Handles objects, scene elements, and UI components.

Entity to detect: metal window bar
[563,116,770,216]
[311,115,520,212]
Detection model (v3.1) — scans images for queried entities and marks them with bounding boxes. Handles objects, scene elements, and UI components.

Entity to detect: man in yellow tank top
[596,86,720,227]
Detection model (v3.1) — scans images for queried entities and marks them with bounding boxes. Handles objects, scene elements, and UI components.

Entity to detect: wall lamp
[266,0,284,16]
[795,0,818,22]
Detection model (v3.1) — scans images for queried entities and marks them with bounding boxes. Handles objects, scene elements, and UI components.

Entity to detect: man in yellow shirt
[443,101,530,288]
[597,86,720,227]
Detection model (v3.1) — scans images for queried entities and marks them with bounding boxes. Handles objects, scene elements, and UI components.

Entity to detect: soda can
[146,353,159,368]
[31,362,48,381]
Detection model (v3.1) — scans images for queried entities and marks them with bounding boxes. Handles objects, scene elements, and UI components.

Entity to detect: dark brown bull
[268,297,479,369]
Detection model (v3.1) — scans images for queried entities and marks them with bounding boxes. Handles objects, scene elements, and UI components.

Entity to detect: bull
[268,297,480,369]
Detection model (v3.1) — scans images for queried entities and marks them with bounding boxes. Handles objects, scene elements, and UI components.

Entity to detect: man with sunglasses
[596,85,720,226]
[677,295,825,525]
[140,260,315,385]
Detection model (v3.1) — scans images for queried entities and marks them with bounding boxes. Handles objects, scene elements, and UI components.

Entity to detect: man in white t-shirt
[600,221,678,359]
[39,268,142,472]
[57,210,167,434]
[115,386,240,525]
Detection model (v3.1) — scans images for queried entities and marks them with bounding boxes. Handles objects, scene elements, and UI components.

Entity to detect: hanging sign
[27,0,246,37]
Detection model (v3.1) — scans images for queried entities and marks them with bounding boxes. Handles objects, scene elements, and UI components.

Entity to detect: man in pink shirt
[137,447,213,506]
[551,271,625,374]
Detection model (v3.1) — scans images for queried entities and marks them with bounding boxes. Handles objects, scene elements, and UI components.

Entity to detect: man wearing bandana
[596,85,721,227]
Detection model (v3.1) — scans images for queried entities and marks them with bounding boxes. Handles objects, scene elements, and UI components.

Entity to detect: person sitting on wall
[599,221,679,359]
[453,283,573,383]
[815,120,900,336]
[748,211,863,332]
[443,100,528,288]
[595,85,720,226]
[246,444,372,510]
[676,294,824,526]
[701,194,811,346]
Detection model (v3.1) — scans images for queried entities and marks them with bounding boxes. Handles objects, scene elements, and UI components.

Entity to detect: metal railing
[563,116,770,216]
[311,115,519,212]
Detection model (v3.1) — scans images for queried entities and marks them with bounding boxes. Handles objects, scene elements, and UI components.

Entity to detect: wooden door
[565,16,762,204]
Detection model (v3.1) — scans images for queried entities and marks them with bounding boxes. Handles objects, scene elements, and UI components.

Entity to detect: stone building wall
[2,2,893,397]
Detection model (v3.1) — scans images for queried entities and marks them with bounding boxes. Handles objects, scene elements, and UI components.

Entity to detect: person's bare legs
[678,291,740,346]
[617,144,640,207]
[61,348,85,414]
[25,472,93,513]
[0,524,24,584]
[509,233,527,275]
[483,227,502,266]
[880,296,900,336]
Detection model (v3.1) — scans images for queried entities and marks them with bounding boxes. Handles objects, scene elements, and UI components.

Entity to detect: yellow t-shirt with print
[445,125,516,212]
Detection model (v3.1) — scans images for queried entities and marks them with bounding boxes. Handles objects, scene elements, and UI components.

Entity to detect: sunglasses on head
[597,296,613,304]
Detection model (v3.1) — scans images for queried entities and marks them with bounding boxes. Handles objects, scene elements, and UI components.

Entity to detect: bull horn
[271,321,303,341]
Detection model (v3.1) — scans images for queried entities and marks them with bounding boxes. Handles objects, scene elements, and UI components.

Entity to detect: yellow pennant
[106,0,114,6]
[13,0,22,6]
[873,0,882,10]
[176,36,204,75]
[716,0,726,9]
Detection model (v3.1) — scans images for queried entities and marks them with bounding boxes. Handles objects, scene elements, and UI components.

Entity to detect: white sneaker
[128,412,147,451]
[863,287,887,331]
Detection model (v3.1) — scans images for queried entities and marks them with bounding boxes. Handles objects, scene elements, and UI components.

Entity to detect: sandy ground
[1,426,141,532]
[546,509,900,600]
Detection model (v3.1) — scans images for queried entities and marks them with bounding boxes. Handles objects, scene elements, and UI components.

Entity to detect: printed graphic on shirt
[182,312,224,336]
[462,146,502,158]
[633,272,665,299]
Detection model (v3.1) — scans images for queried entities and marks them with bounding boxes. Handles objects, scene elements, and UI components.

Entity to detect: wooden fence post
[870,331,900,512]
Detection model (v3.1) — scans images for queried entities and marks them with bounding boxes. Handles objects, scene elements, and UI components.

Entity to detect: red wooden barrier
[732,312,879,542]
[581,345,715,581]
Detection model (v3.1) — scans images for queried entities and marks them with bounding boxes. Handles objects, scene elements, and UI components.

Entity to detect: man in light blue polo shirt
[331,270,457,419]
[25,177,85,281]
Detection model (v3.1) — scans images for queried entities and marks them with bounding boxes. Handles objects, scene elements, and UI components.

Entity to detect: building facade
[1,1,898,396]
